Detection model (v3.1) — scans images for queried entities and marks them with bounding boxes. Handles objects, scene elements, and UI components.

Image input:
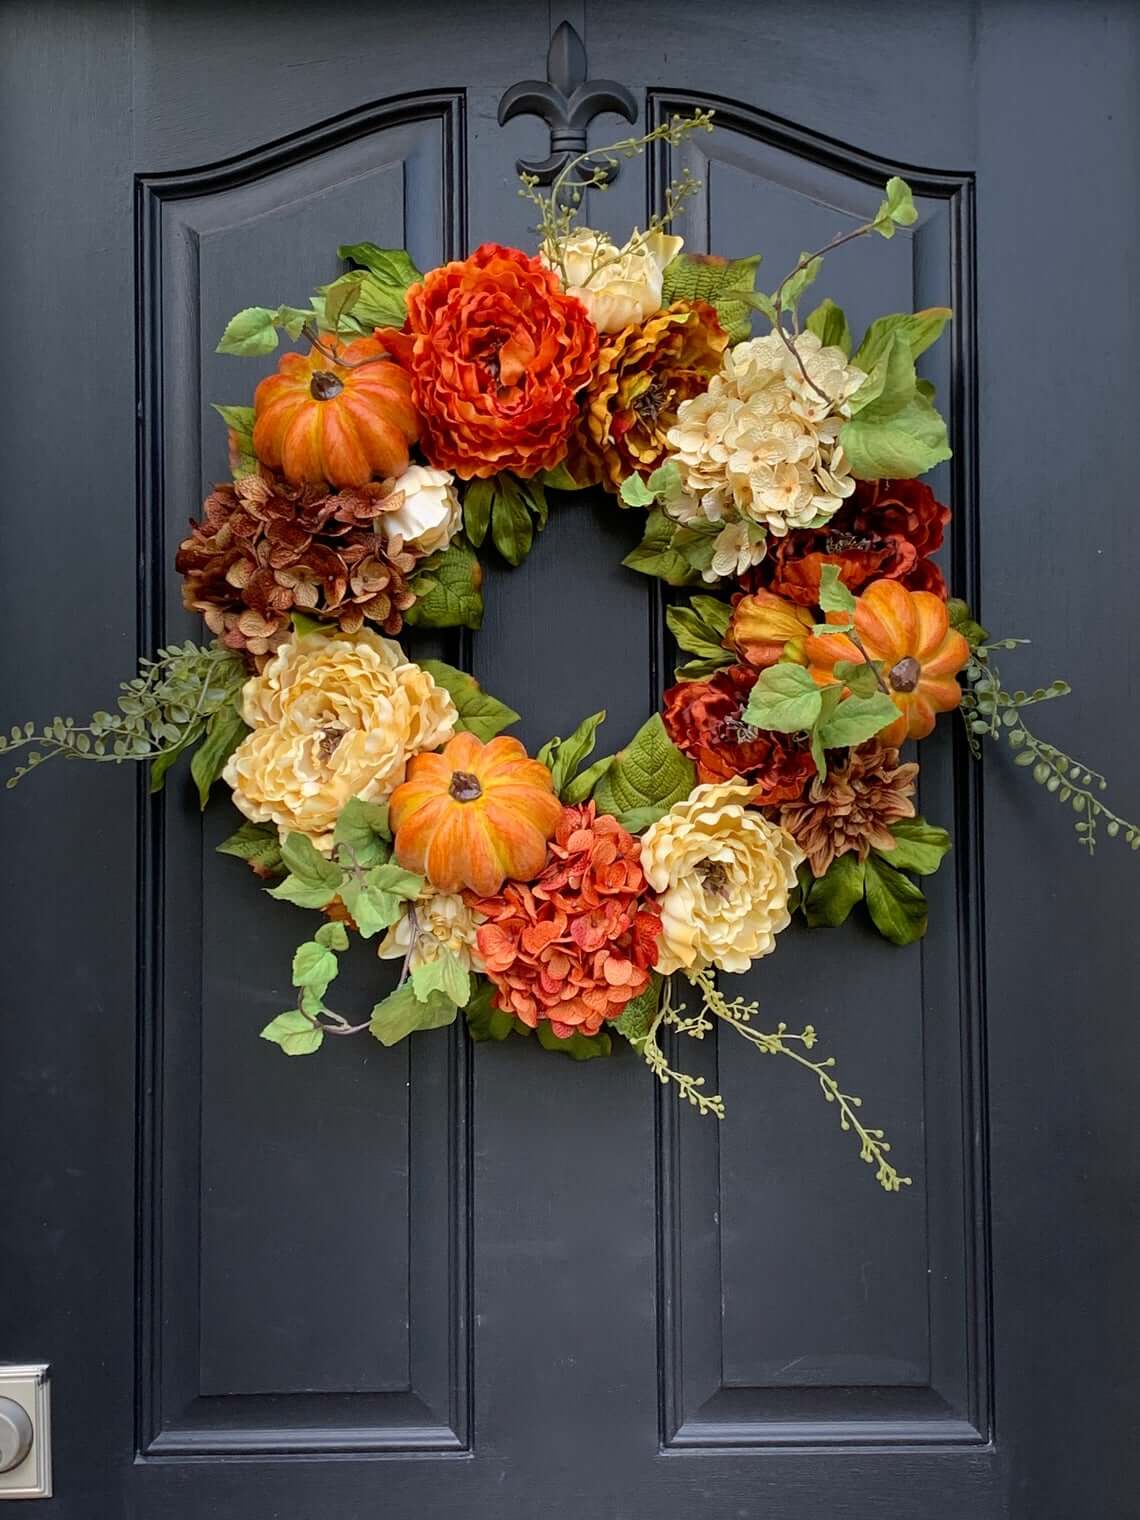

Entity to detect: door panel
[2,4,1138,1518]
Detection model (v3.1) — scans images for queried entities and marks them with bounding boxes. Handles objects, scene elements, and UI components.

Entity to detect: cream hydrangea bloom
[378,464,461,556]
[543,227,684,333]
[224,629,457,850]
[377,887,485,974]
[666,331,864,537]
[640,779,804,975]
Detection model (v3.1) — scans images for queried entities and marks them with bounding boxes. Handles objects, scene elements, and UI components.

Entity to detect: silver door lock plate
[0,1366,51,1499]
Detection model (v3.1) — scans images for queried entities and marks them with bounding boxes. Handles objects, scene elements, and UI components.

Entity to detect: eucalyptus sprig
[956,615,1140,855]
[620,972,910,1192]
[0,641,248,798]
[521,111,715,287]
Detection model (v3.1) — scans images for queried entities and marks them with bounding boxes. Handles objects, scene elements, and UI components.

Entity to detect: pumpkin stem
[309,370,345,401]
[888,656,921,693]
[448,771,483,803]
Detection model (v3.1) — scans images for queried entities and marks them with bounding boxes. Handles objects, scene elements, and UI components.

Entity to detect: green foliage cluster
[660,253,762,344]
[0,641,248,802]
[416,659,519,741]
[462,473,551,567]
[665,595,734,681]
[403,538,485,631]
[799,817,952,946]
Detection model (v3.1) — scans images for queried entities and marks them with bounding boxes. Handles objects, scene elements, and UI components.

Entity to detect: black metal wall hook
[497,20,637,186]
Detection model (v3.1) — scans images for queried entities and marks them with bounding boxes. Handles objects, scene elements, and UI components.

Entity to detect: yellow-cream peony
[640,779,804,975]
[378,464,462,556]
[543,228,684,333]
[223,629,457,850]
[377,887,485,974]
[666,331,864,538]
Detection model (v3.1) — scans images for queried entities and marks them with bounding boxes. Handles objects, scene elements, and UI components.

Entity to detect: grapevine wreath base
[7,114,1137,1194]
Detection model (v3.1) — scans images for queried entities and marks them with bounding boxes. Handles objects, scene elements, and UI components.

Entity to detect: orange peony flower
[727,589,814,669]
[377,243,598,479]
[804,579,969,745]
[569,300,728,491]
[390,731,562,896]
[471,802,662,1038]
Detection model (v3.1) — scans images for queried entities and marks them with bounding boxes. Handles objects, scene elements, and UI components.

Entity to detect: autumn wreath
[7,114,1137,1192]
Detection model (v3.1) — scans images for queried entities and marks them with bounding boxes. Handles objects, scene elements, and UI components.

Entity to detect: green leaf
[561,752,616,806]
[875,817,952,876]
[539,462,589,492]
[321,270,365,332]
[852,308,952,375]
[338,243,421,286]
[404,538,484,630]
[260,1010,324,1056]
[803,854,867,927]
[661,252,763,343]
[211,402,255,436]
[269,834,343,910]
[292,941,338,998]
[817,691,900,749]
[849,331,916,420]
[367,863,424,898]
[833,660,882,698]
[593,713,696,820]
[148,727,202,793]
[622,508,699,586]
[315,921,349,951]
[418,659,519,740]
[216,306,280,357]
[614,973,662,1044]
[535,1022,613,1061]
[490,476,534,566]
[217,820,284,874]
[863,855,928,944]
[369,982,457,1047]
[333,796,392,867]
[411,951,471,1009]
[817,563,856,619]
[840,393,952,480]
[619,473,656,508]
[742,663,823,733]
[464,980,527,1042]
[519,475,549,530]
[666,596,734,671]
[189,701,247,810]
[770,251,822,320]
[340,862,422,940]
[462,479,494,547]
[612,802,671,834]
[541,710,607,798]
[330,245,422,330]
[804,298,852,356]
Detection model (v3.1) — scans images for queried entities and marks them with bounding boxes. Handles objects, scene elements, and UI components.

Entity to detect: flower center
[309,370,344,401]
[888,655,922,693]
[697,859,730,898]
[633,377,668,423]
[318,725,345,761]
[824,530,877,554]
[449,770,483,803]
[716,705,761,745]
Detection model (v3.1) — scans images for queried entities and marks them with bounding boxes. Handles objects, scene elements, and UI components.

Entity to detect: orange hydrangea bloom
[470,803,662,1039]
[804,578,969,746]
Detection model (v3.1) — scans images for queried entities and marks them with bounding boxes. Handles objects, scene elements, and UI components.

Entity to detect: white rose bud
[542,227,684,334]
[381,465,462,556]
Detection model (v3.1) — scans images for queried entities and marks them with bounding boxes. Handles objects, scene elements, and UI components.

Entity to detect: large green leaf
[848,332,916,421]
[742,663,823,733]
[852,308,952,374]
[411,951,471,1009]
[666,596,734,676]
[190,702,247,809]
[803,855,866,928]
[369,982,458,1046]
[404,538,484,630]
[863,855,928,945]
[418,659,519,741]
[260,1010,324,1056]
[840,393,952,480]
[805,298,852,356]
[816,692,900,750]
[269,834,343,909]
[875,817,952,876]
[614,973,663,1044]
[593,714,695,823]
[333,796,392,868]
[538,710,607,798]
[217,821,283,875]
[622,508,702,586]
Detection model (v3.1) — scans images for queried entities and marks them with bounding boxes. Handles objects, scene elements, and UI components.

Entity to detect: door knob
[0,1400,32,1475]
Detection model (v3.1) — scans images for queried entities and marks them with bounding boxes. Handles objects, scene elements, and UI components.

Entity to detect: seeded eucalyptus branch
[0,641,248,796]
[519,110,714,286]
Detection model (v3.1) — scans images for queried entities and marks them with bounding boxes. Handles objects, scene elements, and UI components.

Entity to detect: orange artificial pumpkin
[804,578,969,746]
[252,333,420,488]
[390,732,562,896]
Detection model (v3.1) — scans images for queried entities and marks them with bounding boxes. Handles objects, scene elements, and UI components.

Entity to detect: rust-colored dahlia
[745,477,950,606]
[570,300,728,491]
[662,663,816,803]
[175,472,419,656]
[376,243,598,479]
[776,741,919,878]
[470,802,662,1039]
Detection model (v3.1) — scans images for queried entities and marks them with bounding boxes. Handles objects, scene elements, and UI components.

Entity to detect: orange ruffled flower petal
[469,802,662,1039]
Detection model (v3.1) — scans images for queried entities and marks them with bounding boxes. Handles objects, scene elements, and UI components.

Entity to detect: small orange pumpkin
[252,334,420,488]
[804,578,969,746]
[390,732,562,896]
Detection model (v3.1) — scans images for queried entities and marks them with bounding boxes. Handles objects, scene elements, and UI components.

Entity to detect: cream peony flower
[378,464,461,556]
[640,779,804,975]
[543,227,684,333]
[377,887,485,974]
[666,331,863,538]
[224,629,457,849]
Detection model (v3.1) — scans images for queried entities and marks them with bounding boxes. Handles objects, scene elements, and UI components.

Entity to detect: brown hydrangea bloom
[776,742,919,878]
[662,663,816,804]
[743,477,951,606]
[570,300,728,491]
[175,473,419,656]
